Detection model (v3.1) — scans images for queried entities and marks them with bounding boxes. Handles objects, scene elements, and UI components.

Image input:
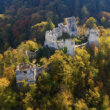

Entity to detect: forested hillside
[0,0,110,52]
[0,0,110,110]
[0,27,110,110]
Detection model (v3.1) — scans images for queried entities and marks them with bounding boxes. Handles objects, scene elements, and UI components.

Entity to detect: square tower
[67,16,78,36]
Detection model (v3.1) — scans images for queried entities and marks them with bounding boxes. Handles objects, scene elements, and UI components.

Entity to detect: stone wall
[58,39,75,56]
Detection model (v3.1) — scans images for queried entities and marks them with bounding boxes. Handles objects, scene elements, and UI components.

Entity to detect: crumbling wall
[15,64,37,87]
[86,29,99,46]
[58,39,75,56]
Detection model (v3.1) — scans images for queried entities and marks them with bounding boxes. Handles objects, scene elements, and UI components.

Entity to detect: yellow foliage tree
[3,67,15,81]
[0,78,10,91]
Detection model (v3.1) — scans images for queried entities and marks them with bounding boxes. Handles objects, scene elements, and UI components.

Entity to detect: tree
[47,18,55,30]
[72,47,98,98]
[52,89,73,110]
[12,18,30,45]
[85,17,97,29]
[74,99,89,110]
[25,40,38,52]
[101,16,106,23]
[12,49,19,65]
[49,50,73,86]
[40,57,48,65]
[23,92,34,109]
[46,11,54,21]
[3,66,15,81]
[101,95,110,110]
[81,6,89,21]
[0,78,17,110]
[97,36,110,93]
[31,22,48,44]
[85,88,101,107]
[4,50,13,67]
[24,54,30,63]
[63,18,67,25]
[0,77,10,91]
[99,12,110,28]
[17,40,38,63]
[0,54,4,76]
[21,83,37,110]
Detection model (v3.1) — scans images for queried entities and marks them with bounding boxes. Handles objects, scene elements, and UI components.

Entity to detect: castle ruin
[15,16,99,87]
[44,16,78,56]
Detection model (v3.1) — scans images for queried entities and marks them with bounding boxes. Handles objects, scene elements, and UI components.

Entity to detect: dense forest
[0,0,110,110]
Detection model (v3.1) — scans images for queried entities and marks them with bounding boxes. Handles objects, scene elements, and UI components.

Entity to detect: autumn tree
[72,47,99,99]
[85,17,97,29]
[0,78,17,110]
[3,66,15,81]
[74,99,89,110]
[101,95,110,110]
[52,89,73,110]
[31,22,48,44]
[4,50,13,67]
